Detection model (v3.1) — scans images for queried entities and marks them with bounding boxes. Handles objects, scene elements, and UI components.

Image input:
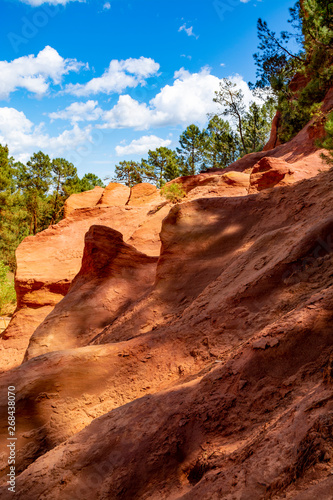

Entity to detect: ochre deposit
[0,89,333,499]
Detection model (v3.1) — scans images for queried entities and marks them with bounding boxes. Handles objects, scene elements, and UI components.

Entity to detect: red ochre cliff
[0,88,333,499]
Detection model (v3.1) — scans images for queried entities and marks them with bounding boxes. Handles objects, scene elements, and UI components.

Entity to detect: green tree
[320,112,333,166]
[0,147,29,270]
[0,143,109,270]
[63,172,105,196]
[160,183,186,203]
[177,124,206,175]
[0,190,30,270]
[252,1,333,142]
[213,79,248,154]
[50,158,77,223]
[80,173,105,190]
[113,160,144,187]
[0,260,16,315]
[252,15,304,91]
[204,116,240,168]
[18,151,52,234]
[142,147,180,187]
[301,0,333,51]
[0,145,15,193]
[243,102,275,152]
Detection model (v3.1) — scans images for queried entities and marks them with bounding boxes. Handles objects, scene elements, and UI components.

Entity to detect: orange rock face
[249,156,295,192]
[176,170,250,200]
[127,182,162,207]
[24,225,157,360]
[0,204,167,372]
[63,186,104,216]
[0,91,333,499]
[263,110,281,151]
[1,166,333,499]
[97,182,130,206]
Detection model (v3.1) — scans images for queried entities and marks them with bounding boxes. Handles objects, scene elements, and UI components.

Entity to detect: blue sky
[0,0,296,179]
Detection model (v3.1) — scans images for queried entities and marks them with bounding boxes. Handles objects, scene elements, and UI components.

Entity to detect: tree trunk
[238,114,247,154]
[33,209,37,235]
[51,175,61,224]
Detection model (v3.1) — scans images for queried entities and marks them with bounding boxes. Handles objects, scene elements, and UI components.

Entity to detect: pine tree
[0,145,15,193]
[252,15,304,91]
[243,102,275,152]
[0,146,28,270]
[252,1,333,142]
[63,173,105,196]
[142,147,180,187]
[17,152,52,234]
[213,79,248,154]
[113,161,144,187]
[50,158,77,224]
[177,125,206,175]
[320,112,333,166]
[204,116,240,168]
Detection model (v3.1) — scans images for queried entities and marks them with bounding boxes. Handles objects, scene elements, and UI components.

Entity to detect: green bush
[160,183,186,203]
[0,261,16,315]
[319,112,333,167]
[278,77,328,143]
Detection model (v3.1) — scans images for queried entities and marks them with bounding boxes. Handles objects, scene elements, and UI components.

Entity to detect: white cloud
[0,46,86,99]
[178,23,199,39]
[101,95,165,130]
[0,107,93,160]
[100,67,256,131]
[103,2,111,9]
[150,67,220,126]
[49,100,103,123]
[19,0,83,5]
[115,135,172,156]
[64,57,160,96]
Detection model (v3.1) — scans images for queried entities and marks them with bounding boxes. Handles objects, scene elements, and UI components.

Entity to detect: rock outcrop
[263,110,281,151]
[0,201,167,372]
[0,165,333,499]
[249,156,295,192]
[63,186,104,217]
[97,182,130,206]
[127,182,162,207]
[0,88,333,499]
[24,225,157,359]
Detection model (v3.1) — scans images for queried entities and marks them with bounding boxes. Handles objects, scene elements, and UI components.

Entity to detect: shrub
[319,112,333,167]
[0,261,16,315]
[160,183,186,203]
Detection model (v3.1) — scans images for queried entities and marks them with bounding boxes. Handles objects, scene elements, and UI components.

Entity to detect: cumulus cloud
[100,67,256,130]
[115,135,172,156]
[0,46,86,99]
[103,2,111,9]
[0,107,93,160]
[64,57,160,96]
[101,95,165,130]
[178,23,199,39]
[49,100,103,123]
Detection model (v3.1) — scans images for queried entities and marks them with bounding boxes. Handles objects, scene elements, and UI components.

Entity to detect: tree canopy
[0,145,104,269]
[252,0,333,142]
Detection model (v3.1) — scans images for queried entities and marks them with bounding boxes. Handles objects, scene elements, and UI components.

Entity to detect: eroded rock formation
[0,88,333,499]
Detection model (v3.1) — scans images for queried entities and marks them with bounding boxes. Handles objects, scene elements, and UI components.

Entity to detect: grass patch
[0,261,16,315]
